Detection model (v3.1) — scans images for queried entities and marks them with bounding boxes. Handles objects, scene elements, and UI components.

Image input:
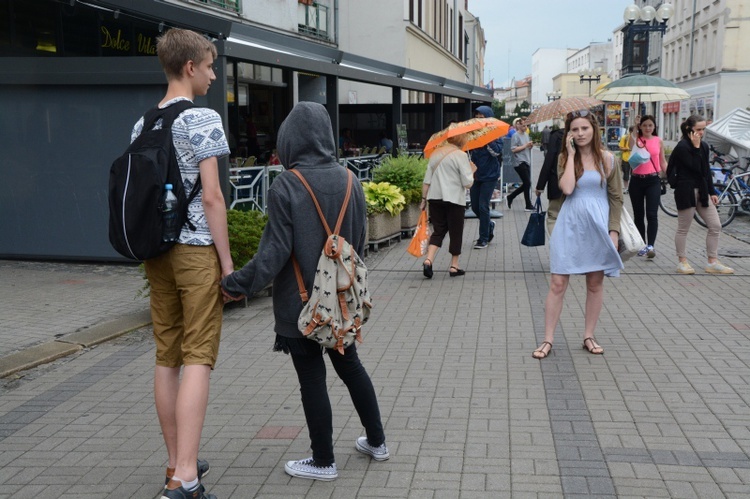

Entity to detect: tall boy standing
[133,28,232,499]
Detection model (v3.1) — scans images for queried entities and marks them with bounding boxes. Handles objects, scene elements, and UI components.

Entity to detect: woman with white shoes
[670,115,734,275]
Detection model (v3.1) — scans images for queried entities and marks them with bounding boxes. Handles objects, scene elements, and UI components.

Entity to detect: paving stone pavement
[2,173,750,497]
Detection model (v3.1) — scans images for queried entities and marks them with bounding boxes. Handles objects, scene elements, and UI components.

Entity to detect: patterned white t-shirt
[131,97,230,246]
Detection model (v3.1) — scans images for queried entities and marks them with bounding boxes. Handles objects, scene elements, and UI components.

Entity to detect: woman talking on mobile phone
[532,110,623,359]
[669,115,734,275]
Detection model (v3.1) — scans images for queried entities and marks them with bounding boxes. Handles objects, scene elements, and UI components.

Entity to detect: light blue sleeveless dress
[550,170,623,277]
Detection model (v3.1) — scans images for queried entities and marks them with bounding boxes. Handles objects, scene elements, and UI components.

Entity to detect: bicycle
[694,167,750,228]
[659,178,679,217]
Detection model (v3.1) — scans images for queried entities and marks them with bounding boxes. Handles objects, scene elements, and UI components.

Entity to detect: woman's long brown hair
[558,112,607,186]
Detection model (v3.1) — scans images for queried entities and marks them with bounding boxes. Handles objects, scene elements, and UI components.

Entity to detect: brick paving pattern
[2,151,750,497]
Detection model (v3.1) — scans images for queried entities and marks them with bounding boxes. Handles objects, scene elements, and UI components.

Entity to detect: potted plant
[362,181,406,242]
[372,154,427,229]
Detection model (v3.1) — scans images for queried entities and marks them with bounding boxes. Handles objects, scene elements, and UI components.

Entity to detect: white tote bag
[628,141,651,168]
[618,207,645,262]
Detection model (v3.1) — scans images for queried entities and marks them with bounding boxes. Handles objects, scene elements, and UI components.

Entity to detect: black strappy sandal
[449,266,465,277]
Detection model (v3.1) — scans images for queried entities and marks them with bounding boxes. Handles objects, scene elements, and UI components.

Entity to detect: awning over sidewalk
[704,107,750,158]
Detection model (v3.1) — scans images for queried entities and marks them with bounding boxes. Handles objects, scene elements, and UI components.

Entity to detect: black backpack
[108,101,201,260]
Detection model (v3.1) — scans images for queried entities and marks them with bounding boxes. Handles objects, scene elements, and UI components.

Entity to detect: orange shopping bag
[407,210,430,257]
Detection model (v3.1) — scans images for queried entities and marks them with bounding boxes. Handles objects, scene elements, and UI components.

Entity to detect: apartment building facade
[660,0,750,140]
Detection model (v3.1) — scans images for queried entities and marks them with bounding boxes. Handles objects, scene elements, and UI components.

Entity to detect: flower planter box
[400,203,422,229]
[367,212,402,242]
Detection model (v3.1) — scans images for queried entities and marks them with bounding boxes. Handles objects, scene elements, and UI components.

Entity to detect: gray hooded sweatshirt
[221,102,367,339]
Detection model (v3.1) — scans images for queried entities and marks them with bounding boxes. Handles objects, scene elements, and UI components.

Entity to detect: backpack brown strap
[289,169,354,303]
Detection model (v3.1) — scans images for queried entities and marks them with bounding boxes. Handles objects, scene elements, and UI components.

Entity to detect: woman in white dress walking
[532,110,624,359]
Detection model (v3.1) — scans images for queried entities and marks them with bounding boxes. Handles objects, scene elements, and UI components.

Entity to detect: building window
[458,14,463,61]
[298,2,329,41]
[195,0,240,13]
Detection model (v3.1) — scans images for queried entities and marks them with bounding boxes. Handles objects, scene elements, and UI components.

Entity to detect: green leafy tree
[491,99,505,119]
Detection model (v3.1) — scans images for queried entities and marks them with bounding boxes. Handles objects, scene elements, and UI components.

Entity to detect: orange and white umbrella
[423,117,510,158]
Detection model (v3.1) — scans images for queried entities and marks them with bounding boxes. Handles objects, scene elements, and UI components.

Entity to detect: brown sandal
[532,341,553,359]
[583,337,604,355]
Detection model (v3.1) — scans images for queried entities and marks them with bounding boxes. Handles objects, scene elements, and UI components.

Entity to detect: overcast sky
[467,0,634,87]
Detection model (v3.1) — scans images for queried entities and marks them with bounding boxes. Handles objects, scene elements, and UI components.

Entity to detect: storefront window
[227,60,288,165]
[1,0,58,56]
[0,1,9,53]
[0,0,161,57]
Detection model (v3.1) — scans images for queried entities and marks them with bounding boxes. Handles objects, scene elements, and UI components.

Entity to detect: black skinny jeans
[628,174,661,246]
[290,344,385,466]
[507,162,533,209]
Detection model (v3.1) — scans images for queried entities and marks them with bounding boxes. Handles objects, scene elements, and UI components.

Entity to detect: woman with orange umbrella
[420,133,476,278]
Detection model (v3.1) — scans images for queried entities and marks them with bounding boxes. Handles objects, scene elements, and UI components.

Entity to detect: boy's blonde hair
[156,28,217,80]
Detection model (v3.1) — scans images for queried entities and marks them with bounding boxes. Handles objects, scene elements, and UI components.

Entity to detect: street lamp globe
[640,5,657,22]
[623,4,640,23]
[656,3,675,23]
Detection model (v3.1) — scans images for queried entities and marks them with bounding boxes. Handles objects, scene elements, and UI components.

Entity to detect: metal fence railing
[230,155,391,212]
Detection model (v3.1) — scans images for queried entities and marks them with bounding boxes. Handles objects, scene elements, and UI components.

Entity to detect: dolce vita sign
[100,25,157,55]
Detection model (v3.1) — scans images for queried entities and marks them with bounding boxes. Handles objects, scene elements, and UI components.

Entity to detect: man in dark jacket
[469,105,503,249]
[535,127,564,233]
[221,102,388,481]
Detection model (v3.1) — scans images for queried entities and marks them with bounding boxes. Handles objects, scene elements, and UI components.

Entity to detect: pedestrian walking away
[135,28,233,499]
[469,105,502,249]
[221,102,389,482]
[541,125,551,155]
[619,125,635,193]
[507,117,535,211]
[628,115,666,259]
[421,132,475,273]
[669,115,734,275]
[532,110,623,360]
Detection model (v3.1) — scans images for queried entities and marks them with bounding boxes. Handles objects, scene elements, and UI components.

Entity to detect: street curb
[0,309,152,378]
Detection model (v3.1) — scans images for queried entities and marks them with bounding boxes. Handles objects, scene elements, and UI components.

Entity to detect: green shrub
[372,155,428,204]
[227,208,268,268]
[529,130,542,144]
[362,181,406,216]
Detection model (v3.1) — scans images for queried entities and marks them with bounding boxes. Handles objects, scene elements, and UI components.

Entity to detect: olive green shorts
[144,244,223,369]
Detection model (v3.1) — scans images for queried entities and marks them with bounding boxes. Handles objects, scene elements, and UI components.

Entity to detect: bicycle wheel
[694,184,736,228]
[659,190,678,217]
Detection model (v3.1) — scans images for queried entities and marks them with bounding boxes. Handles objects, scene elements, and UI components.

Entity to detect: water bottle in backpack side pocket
[162,183,180,242]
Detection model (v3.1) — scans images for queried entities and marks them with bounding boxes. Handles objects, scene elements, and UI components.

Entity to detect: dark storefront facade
[0,0,491,261]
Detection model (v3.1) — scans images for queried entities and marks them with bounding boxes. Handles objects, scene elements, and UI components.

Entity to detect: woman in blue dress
[532,110,624,359]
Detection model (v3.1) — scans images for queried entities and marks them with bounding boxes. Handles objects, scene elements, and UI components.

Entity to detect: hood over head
[277,102,337,169]
[474,105,494,118]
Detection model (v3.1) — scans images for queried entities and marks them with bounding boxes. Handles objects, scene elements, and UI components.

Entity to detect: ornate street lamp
[621,2,674,76]
[579,68,602,96]
[546,90,561,102]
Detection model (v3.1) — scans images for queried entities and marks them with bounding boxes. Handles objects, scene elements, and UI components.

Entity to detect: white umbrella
[594,74,690,104]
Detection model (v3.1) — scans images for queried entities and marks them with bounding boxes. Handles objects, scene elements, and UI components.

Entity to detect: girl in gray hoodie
[222,102,388,481]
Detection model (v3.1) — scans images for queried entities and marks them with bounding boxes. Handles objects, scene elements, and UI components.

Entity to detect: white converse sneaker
[355,436,390,461]
[284,457,338,481]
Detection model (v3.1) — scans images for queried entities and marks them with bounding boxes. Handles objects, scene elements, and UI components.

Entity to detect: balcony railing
[195,0,240,13]
[298,3,330,41]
